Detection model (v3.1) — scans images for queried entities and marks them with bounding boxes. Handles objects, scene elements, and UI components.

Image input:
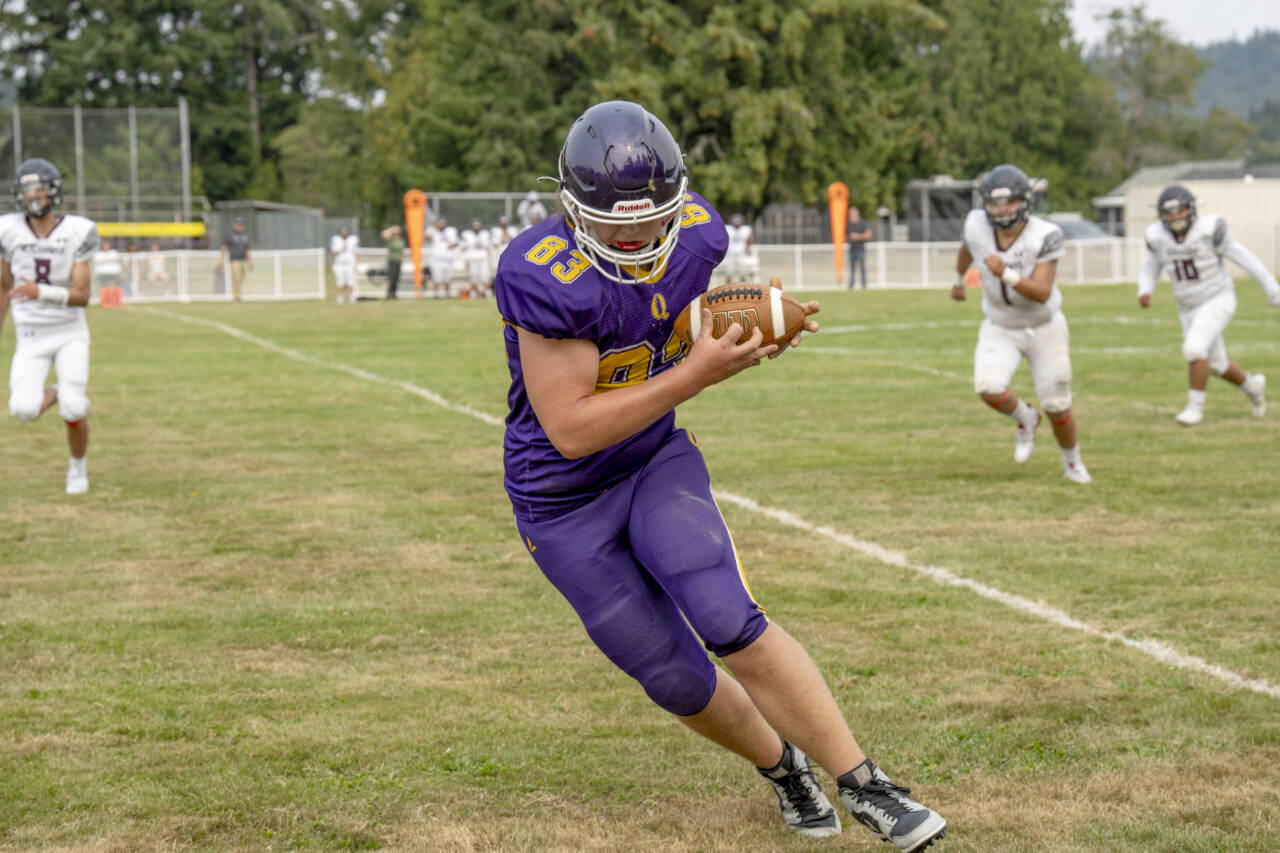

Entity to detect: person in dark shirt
[218,217,253,302]
[846,207,872,289]
[380,225,405,299]
[492,100,946,850]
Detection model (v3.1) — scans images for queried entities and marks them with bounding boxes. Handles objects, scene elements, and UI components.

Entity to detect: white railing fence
[92,239,1159,304]
[92,249,325,304]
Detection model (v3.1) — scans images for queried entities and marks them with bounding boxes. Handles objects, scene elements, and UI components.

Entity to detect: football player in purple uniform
[493,100,946,851]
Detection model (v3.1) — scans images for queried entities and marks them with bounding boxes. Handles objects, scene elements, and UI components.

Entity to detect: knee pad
[1182,340,1209,363]
[639,657,716,717]
[975,377,1009,397]
[9,398,40,422]
[700,602,768,657]
[57,390,90,423]
[1040,384,1072,415]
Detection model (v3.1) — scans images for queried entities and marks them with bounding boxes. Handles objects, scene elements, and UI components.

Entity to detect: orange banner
[403,190,427,297]
[827,182,849,285]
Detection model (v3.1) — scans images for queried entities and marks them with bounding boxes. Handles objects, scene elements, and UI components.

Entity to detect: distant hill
[1195,30,1280,118]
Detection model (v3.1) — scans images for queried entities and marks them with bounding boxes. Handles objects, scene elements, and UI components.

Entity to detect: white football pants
[973,310,1073,412]
[9,319,91,422]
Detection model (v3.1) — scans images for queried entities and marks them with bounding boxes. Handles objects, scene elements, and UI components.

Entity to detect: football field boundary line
[144,306,1280,703]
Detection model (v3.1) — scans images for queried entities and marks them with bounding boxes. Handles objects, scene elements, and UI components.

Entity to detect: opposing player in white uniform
[722,213,758,285]
[1138,184,1279,425]
[330,225,359,304]
[950,164,1091,483]
[424,218,459,297]
[0,158,98,494]
[460,219,492,299]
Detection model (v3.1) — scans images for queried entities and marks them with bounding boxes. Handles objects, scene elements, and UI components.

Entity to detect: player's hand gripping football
[767,276,819,358]
[683,306,776,387]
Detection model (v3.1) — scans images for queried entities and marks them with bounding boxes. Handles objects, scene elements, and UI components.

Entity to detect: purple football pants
[513,428,768,717]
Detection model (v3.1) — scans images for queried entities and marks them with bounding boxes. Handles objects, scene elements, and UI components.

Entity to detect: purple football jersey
[495,191,729,522]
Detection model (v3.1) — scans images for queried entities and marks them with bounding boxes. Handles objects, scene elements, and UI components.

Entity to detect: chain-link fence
[3,102,194,225]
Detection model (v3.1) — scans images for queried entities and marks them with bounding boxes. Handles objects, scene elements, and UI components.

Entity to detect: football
[673,278,807,349]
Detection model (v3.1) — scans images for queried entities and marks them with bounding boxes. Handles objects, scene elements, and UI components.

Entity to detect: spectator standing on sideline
[425,217,459,298]
[846,207,872,289]
[381,224,405,299]
[1137,184,1278,425]
[722,213,757,285]
[218,217,253,302]
[494,100,948,851]
[516,190,548,230]
[490,215,519,267]
[143,242,172,295]
[0,157,99,494]
[93,239,124,297]
[461,219,492,299]
[330,225,359,304]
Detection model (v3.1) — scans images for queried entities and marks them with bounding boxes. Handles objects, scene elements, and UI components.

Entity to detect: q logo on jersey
[650,293,669,320]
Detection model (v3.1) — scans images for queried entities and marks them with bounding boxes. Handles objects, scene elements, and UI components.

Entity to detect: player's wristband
[1000,268,1021,289]
[37,285,69,307]
[953,271,966,287]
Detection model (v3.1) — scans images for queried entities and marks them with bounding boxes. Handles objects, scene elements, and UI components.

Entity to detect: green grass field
[2,283,1278,852]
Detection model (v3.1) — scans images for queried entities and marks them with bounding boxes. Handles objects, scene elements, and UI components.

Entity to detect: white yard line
[146,306,1280,702]
[143,307,503,426]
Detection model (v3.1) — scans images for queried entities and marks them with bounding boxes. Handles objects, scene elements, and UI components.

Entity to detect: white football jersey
[0,212,98,326]
[962,209,1065,328]
[427,226,459,261]
[1141,215,1236,309]
[725,223,753,256]
[490,225,519,250]
[330,233,359,264]
[461,229,491,258]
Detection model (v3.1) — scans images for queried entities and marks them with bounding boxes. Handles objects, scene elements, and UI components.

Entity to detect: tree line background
[3,0,1278,231]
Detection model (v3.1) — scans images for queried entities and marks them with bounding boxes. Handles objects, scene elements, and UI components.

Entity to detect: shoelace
[854,779,918,815]
[778,768,825,818]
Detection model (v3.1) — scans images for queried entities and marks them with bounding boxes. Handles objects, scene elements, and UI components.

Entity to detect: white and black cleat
[758,741,842,838]
[839,760,946,852]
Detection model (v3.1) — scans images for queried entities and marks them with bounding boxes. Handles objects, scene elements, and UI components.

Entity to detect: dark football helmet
[558,100,688,284]
[13,157,62,218]
[980,164,1032,229]
[1157,184,1196,236]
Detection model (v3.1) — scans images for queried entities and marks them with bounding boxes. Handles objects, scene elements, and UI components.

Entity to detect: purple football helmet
[13,157,62,218]
[558,100,688,284]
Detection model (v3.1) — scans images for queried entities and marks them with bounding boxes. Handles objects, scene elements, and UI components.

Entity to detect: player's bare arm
[0,259,12,336]
[67,260,91,306]
[984,255,1056,303]
[952,245,972,301]
[520,308,771,459]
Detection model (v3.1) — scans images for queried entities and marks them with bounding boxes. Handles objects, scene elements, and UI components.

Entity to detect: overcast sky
[1071,0,1280,46]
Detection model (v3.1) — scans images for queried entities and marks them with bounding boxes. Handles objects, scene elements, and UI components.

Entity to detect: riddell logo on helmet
[612,200,655,214]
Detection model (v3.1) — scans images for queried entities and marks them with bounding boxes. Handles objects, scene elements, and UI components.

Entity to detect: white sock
[1011,399,1036,428]
[69,455,86,471]
[1059,445,1081,467]
[1187,389,1206,410]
